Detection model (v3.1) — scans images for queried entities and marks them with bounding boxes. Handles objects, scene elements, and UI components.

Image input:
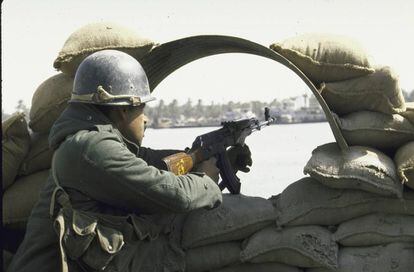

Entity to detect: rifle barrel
[251,117,276,132]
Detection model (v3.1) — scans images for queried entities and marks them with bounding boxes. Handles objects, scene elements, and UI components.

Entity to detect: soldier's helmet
[70,50,155,106]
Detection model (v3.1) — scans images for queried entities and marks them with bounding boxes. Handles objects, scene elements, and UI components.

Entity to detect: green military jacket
[8,103,222,272]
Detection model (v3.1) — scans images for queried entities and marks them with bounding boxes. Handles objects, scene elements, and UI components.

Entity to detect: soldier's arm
[55,131,222,214]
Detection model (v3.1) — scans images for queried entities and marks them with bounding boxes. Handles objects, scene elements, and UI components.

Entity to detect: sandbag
[334,213,414,246]
[212,263,302,272]
[272,177,414,227]
[337,111,414,152]
[53,22,156,76]
[185,242,241,272]
[270,33,374,84]
[304,143,402,197]
[308,243,414,272]
[2,113,30,190]
[182,194,276,249]
[19,133,54,176]
[320,66,406,115]
[395,141,414,189]
[3,170,49,230]
[241,226,338,270]
[401,102,414,124]
[29,73,73,133]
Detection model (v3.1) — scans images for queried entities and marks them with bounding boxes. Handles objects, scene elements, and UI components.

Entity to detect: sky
[2,0,414,114]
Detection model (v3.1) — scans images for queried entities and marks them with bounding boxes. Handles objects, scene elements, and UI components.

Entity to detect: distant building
[221,108,256,122]
[156,117,173,128]
[269,93,325,124]
[309,95,322,110]
[294,108,326,123]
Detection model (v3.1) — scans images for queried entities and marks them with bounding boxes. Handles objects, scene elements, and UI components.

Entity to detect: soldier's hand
[227,144,252,173]
[193,157,220,183]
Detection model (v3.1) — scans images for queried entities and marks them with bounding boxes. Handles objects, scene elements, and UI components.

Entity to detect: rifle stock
[163,149,241,194]
[162,152,194,175]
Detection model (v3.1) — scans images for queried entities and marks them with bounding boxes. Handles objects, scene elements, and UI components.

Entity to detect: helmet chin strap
[116,110,144,148]
[121,131,142,151]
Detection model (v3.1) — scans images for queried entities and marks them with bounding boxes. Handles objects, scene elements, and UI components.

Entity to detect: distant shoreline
[149,120,327,129]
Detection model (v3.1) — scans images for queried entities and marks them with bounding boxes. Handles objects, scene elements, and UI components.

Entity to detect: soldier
[8,50,251,272]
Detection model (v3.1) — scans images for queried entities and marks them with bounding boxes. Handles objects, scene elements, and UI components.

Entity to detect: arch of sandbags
[140,35,349,151]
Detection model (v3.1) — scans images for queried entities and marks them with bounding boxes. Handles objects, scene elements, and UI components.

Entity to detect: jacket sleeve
[56,131,222,214]
[138,146,182,170]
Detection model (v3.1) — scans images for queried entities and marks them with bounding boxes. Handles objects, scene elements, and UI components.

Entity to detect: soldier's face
[121,104,148,146]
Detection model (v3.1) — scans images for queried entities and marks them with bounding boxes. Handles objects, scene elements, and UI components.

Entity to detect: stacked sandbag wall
[270,33,414,191]
[2,72,74,238]
[2,113,33,254]
[2,22,157,267]
[179,34,413,272]
[182,195,304,272]
[270,34,413,271]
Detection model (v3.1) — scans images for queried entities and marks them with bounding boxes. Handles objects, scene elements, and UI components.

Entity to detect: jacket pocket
[63,210,97,260]
[81,224,125,270]
[61,209,125,271]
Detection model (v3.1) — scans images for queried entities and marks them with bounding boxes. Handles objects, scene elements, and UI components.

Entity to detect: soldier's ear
[109,107,128,123]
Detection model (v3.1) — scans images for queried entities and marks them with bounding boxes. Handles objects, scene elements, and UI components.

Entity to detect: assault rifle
[162,108,276,194]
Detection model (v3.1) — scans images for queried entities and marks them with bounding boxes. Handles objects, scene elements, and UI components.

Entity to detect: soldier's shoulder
[62,128,122,151]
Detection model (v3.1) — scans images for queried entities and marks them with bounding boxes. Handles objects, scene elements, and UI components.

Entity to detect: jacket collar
[49,103,140,155]
[111,128,140,155]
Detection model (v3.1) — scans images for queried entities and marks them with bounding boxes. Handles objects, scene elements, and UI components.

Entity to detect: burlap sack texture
[2,113,31,190]
[18,132,54,176]
[337,111,414,152]
[272,177,414,227]
[29,73,73,133]
[320,66,406,115]
[269,33,374,84]
[401,102,414,124]
[394,141,414,189]
[3,170,49,230]
[53,22,157,77]
[240,225,338,270]
[212,263,302,272]
[303,143,402,197]
[181,194,276,249]
[308,243,414,272]
[333,213,414,247]
[185,242,241,272]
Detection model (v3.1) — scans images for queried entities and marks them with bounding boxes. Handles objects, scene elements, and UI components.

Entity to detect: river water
[144,122,335,198]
